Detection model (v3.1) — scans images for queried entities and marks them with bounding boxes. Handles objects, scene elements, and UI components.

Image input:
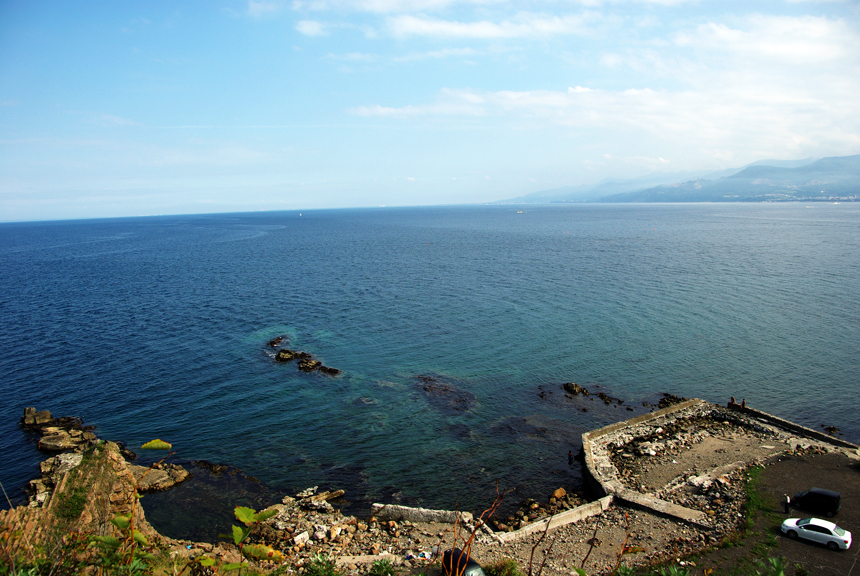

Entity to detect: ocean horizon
[2,203,858,539]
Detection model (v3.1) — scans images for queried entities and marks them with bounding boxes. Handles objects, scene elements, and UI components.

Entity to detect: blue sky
[1,0,859,221]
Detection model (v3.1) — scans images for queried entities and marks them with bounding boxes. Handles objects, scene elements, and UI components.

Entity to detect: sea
[1,203,858,540]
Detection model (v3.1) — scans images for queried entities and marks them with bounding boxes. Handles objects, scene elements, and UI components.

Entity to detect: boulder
[38,430,82,452]
[298,359,321,372]
[22,407,56,428]
[129,463,190,492]
[563,383,589,396]
[275,349,298,362]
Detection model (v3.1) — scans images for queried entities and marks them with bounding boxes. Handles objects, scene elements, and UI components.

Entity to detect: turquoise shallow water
[1,203,858,537]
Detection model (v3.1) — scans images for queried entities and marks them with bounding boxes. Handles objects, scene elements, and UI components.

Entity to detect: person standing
[784,495,791,514]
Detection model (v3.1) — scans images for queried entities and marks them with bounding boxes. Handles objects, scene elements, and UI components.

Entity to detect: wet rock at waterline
[270,339,341,376]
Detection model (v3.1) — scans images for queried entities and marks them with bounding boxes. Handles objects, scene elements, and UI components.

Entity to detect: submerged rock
[416,375,476,414]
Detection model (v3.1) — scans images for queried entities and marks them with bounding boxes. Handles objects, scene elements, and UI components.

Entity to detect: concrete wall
[494,496,614,543]
[735,406,859,450]
[579,398,859,529]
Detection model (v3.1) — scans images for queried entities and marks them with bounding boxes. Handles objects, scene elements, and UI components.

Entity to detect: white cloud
[248,1,279,16]
[386,13,595,38]
[291,0,694,12]
[100,114,141,127]
[676,15,855,65]
[291,0,497,12]
[393,47,480,61]
[295,19,329,36]
[326,52,378,61]
[351,71,860,160]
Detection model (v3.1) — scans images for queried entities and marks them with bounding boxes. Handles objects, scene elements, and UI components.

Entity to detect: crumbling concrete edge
[335,551,398,566]
[580,398,860,529]
[371,503,473,524]
[734,405,860,451]
[494,495,613,543]
[581,398,706,499]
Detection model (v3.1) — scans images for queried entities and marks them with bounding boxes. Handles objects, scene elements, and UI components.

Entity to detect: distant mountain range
[497,154,860,203]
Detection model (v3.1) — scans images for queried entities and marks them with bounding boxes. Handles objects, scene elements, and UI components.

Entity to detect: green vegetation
[0,438,819,576]
[53,486,87,520]
[368,559,397,576]
[485,558,524,576]
[742,466,767,531]
[302,553,342,576]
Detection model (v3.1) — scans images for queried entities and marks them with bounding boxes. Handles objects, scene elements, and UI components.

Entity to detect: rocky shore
[18,408,191,508]
[5,399,859,576]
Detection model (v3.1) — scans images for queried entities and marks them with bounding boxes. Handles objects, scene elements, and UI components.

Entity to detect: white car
[781,517,852,550]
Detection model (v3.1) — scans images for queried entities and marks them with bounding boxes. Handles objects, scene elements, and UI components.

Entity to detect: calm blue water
[2,204,859,528]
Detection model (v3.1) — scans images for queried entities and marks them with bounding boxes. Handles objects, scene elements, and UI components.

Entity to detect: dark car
[792,488,841,517]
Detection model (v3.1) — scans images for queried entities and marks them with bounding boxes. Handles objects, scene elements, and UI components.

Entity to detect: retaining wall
[580,398,859,529]
[494,495,613,543]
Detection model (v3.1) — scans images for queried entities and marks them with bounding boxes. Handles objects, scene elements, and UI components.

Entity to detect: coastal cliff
[0,440,158,560]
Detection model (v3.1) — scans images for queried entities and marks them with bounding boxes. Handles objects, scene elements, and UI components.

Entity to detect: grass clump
[368,559,397,576]
[485,558,523,576]
[303,553,342,576]
[54,486,88,520]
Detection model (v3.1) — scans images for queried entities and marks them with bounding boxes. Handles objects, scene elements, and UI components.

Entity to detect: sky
[1,0,859,221]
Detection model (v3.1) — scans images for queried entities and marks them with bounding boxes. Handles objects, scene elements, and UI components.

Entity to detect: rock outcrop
[269,337,341,376]
[129,462,191,492]
[21,407,97,453]
[19,408,188,506]
[0,441,158,553]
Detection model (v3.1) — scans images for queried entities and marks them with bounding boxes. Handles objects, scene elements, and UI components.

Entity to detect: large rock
[275,349,298,362]
[298,359,321,372]
[22,407,56,427]
[38,429,83,452]
[563,383,589,396]
[128,463,190,492]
